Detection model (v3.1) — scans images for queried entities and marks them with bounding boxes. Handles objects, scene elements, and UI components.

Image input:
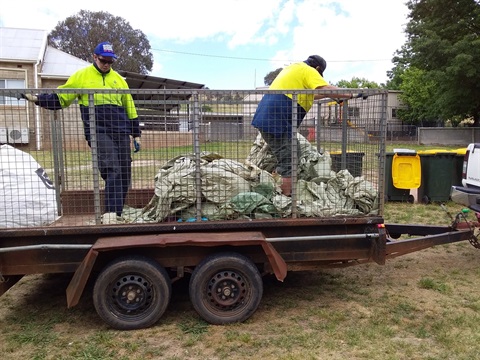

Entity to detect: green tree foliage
[334,77,381,89]
[386,60,407,90]
[397,67,438,124]
[264,68,283,86]
[48,10,153,74]
[392,0,480,125]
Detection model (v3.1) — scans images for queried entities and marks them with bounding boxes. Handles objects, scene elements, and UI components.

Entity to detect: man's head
[93,42,117,70]
[306,55,327,76]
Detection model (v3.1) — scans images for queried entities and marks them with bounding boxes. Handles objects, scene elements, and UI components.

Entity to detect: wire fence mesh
[0,88,387,228]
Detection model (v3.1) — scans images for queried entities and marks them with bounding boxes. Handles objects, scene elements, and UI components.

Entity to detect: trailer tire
[93,255,171,330]
[189,252,263,325]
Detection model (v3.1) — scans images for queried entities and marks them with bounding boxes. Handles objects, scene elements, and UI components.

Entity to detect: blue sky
[1,0,409,89]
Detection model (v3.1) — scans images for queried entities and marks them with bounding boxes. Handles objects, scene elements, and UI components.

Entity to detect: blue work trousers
[96,133,132,216]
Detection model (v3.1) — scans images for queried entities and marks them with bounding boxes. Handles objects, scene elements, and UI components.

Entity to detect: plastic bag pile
[0,144,58,227]
[126,133,378,223]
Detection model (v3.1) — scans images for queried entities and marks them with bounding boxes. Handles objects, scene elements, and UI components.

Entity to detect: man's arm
[314,85,353,100]
[314,85,368,102]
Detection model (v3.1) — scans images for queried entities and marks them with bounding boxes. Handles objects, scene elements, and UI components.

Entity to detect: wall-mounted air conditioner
[0,128,7,143]
[8,128,29,144]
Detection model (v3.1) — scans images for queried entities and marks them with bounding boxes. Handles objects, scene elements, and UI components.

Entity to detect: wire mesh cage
[0,88,387,228]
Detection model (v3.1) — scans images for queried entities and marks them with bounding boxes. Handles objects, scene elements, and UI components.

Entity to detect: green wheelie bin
[417,150,458,203]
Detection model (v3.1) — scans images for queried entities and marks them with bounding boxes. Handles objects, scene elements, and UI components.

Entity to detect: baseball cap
[94,42,117,59]
[306,55,327,76]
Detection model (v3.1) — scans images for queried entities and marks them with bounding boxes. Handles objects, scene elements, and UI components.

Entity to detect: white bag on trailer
[0,144,58,227]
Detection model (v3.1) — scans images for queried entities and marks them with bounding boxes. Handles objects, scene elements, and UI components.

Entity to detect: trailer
[0,88,477,330]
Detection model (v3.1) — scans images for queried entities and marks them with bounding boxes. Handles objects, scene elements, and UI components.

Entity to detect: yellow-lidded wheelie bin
[417,150,458,203]
[385,151,420,203]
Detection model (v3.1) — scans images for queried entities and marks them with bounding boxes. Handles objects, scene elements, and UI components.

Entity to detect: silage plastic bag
[0,144,58,227]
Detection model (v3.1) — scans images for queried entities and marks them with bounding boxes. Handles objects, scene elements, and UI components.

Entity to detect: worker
[21,42,141,224]
[251,55,355,195]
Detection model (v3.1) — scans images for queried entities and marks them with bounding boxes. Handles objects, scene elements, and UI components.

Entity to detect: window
[392,108,398,118]
[0,79,26,105]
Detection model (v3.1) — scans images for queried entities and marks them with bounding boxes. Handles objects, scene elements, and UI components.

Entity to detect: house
[0,27,90,148]
[0,27,204,150]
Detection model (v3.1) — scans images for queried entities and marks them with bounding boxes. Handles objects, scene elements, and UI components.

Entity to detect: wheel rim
[205,270,249,312]
[109,274,154,316]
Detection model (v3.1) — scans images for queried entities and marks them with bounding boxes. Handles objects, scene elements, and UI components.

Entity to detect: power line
[152,48,391,63]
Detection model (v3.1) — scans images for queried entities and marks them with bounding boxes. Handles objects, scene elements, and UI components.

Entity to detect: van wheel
[93,256,171,330]
[189,252,263,325]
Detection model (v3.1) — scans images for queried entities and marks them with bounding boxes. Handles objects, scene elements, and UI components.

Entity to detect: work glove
[18,93,38,102]
[133,137,141,153]
[353,92,368,100]
[335,92,369,105]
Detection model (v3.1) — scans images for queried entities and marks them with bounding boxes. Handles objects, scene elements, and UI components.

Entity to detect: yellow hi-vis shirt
[57,64,138,120]
[270,61,328,111]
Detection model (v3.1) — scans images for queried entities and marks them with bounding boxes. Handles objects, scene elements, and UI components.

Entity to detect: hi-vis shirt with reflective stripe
[57,65,138,120]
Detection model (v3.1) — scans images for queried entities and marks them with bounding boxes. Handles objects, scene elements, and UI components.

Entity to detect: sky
[0,0,409,89]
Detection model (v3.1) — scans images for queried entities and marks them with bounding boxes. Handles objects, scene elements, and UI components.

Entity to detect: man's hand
[18,93,38,102]
[353,93,368,100]
[133,137,141,153]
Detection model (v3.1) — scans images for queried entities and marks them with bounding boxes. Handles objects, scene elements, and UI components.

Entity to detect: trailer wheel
[93,256,171,330]
[189,252,263,325]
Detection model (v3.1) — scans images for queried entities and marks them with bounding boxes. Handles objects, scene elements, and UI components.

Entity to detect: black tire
[189,252,263,325]
[408,194,415,204]
[388,233,402,240]
[422,195,430,204]
[93,256,171,330]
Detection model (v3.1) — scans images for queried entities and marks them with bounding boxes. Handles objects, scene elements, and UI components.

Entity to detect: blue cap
[94,42,117,59]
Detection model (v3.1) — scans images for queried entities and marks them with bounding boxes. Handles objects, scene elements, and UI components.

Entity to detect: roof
[0,27,47,62]
[117,71,205,90]
[0,27,88,77]
[117,71,205,113]
[41,47,90,78]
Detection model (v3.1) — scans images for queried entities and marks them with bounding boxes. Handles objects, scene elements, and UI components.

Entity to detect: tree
[334,77,381,89]
[397,67,438,125]
[48,10,153,74]
[264,68,283,86]
[391,0,480,125]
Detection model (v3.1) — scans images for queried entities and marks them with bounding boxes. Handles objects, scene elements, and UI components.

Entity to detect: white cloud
[0,0,409,87]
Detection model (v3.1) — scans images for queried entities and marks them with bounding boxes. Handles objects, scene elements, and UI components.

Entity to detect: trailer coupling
[441,205,480,249]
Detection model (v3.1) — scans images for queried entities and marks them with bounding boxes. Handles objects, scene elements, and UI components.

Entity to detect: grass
[3,201,480,360]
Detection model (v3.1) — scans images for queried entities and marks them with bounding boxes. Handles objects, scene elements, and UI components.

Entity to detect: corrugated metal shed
[117,70,205,113]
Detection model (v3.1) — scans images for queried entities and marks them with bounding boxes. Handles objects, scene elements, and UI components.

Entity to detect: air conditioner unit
[8,128,29,144]
[0,128,7,143]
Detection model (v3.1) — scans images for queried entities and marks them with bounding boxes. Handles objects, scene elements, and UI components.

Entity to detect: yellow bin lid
[392,153,421,189]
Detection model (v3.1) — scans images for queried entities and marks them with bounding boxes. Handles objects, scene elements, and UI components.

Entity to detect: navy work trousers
[96,133,132,216]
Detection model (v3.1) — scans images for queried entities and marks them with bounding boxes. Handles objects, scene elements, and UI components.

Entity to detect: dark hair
[306,55,327,76]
